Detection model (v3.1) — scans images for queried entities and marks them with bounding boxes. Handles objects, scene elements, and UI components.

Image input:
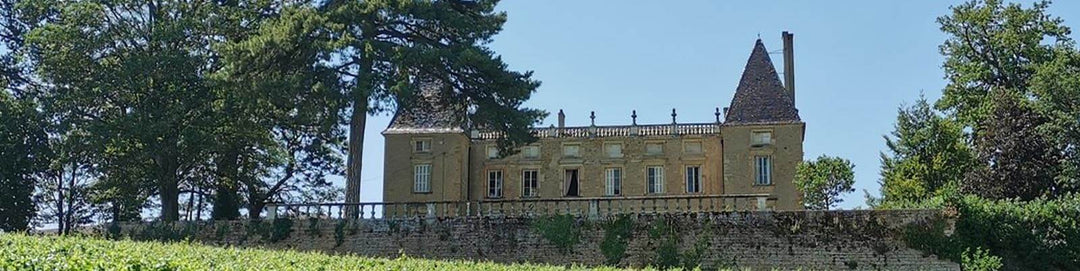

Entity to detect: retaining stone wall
[117,210,959,270]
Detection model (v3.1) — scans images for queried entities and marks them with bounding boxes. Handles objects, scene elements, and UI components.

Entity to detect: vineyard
[0,234,635,270]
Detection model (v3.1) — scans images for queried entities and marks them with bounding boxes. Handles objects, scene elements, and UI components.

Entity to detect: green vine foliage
[531,215,580,254]
[600,215,634,265]
[306,218,321,237]
[902,195,1080,270]
[130,222,202,242]
[680,230,712,269]
[106,223,122,240]
[649,217,680,269]
[962,247,1003,271]
[215,223,231,241]
[647,216,709,270]
[334,220,347,247]
[246,218,294,243]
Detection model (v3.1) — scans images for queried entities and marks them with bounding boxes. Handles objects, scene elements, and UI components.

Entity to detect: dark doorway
[564,169,579,197]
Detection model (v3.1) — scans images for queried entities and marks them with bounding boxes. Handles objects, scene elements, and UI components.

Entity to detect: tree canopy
[2,0,543,225]
[795,155,856,210]
[875,95,973,208]
[0,91,48,231]
[936,0,1080,195]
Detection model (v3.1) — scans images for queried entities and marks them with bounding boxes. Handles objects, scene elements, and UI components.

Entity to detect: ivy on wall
[600,215,634,265]
[531,214,581,254]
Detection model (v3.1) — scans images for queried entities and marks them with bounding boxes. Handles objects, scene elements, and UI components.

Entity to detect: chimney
[557,109,565,128]
[782,31,795,104]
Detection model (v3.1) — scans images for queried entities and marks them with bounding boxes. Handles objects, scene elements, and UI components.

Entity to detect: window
[564,169,580,197]
[685,166,701,193]
[604,143,623,158]
[413,164,431,193]
[683,141,703,154]
[752,131,772,146]
[522,169,539,197]
[646,143,664,155]
[647,166,664,194]
[414,139,431,153]
[486,146,499,159]
[755,156,772,185]
[487,170,503,198]
[563,144,580,158]
[523,146,540,159]
[605,168,622,196]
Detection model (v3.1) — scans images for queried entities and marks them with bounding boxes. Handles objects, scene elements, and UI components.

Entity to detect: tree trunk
[160,177,180,221]
[56,172,65,234]
[158,153,180,222]
[345,45,375,219]
[249,200,266,220]
[212,147,241,220]
[63,161,77,234]
[187,191,195,220]
[344,99,368,218]
[196,189,204,220]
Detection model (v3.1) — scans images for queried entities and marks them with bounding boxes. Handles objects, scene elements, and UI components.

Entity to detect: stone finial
[715,107,722,123]
[590,111,596,126]
[631,110,638,126]
[671,108,677,124]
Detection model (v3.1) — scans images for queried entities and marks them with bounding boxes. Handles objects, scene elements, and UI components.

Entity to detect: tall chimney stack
[782,31,795,104]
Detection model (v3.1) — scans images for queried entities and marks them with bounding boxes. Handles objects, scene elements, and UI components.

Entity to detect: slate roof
[383,81,466,134]
[723,39,801,124]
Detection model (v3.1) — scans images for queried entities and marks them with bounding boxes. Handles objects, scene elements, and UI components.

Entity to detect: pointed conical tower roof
[724,39,800,124]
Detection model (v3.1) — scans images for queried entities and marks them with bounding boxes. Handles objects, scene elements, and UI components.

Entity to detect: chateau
[382,33,805,210]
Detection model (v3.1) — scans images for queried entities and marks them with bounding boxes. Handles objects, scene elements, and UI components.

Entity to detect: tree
[33,130,99,234]
[0,91,48,231]
[937,0,1080,195]
[308,0,546,215]
[18,0,351,222]
[796,155,856,210]
[210,4,347,219]
[22,0,224,221]
[962,90,1061,200]
[875,95,974,208]
[1,0,29,95]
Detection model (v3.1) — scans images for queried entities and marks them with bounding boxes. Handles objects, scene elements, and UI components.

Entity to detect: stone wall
[117,210,958,270]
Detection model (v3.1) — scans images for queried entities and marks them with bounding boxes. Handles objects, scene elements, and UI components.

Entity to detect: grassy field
[0,234,640,270]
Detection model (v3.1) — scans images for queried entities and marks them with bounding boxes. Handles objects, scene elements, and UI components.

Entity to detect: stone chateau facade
[382,33,805,210]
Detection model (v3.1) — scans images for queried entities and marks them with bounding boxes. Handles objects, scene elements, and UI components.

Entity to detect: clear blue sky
[350,0,1080,209]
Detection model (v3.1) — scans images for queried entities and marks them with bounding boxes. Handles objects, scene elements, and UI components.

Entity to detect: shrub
[600,215,634,265]
[334,220,347,247]
[962,247,1002,271]
[903,195,1080,269]
[531,215,580,254]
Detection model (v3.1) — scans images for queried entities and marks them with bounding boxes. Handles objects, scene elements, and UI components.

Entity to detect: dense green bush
[0,235,629,270]
[531,214,581,254]
[904,194,1080,270]
[600,215,634,265]
[961,247,1002,271]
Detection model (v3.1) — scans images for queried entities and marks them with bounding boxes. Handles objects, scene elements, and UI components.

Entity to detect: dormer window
[414,139,431,153]
[752,131,772,147]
